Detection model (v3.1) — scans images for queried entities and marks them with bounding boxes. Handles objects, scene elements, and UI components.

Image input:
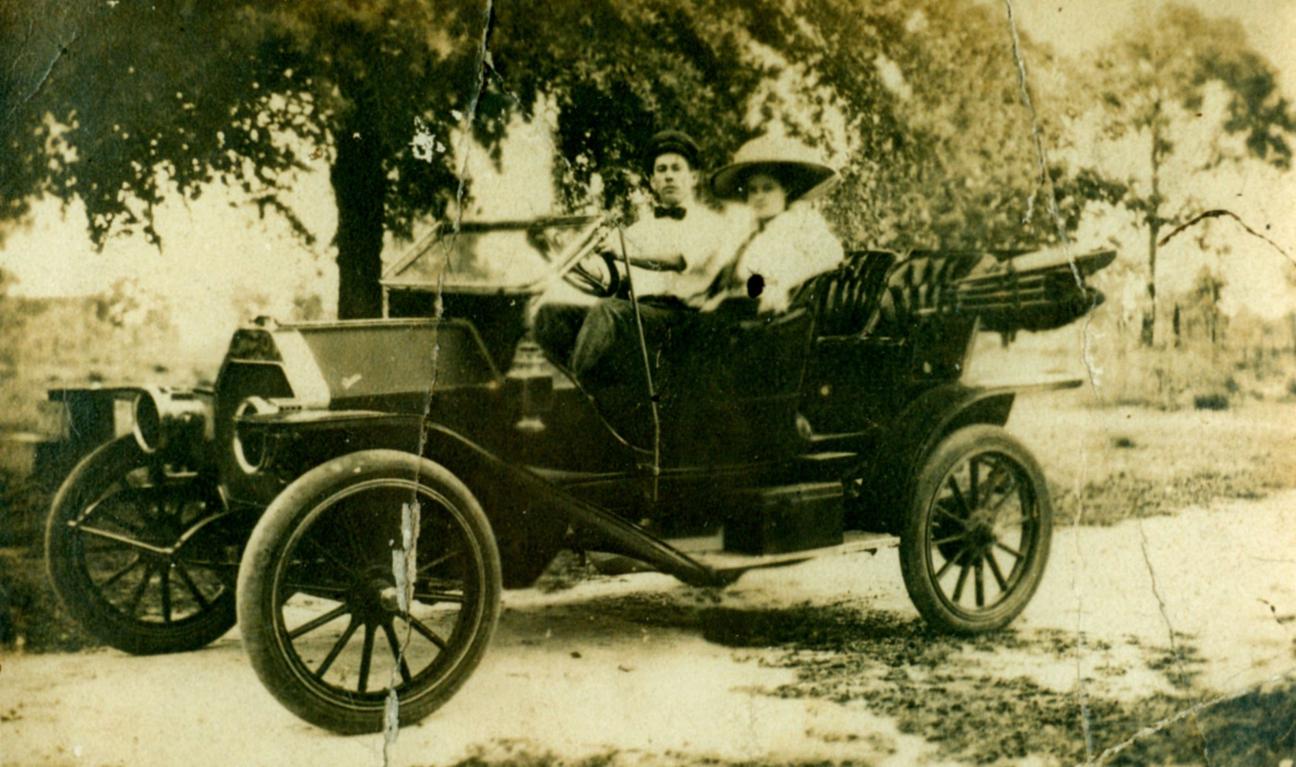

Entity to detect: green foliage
[1078,3,1296,343]
[1087,5,1294,174]
[0,268,24,375]
[485,1,774,209]
[834,1,1040,247]
[5,3,309,244]
[2,1,485,315]
[1,0,1159,316]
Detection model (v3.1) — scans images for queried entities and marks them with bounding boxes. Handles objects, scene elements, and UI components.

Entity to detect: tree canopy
[1079,4,1296,344]
[3,0,485,317]
[0,0,1182,319]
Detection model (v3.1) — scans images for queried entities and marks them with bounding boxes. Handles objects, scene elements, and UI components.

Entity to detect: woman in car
[699,133,845,314]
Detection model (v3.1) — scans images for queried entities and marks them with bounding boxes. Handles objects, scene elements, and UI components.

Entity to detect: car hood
[222,318,501,413]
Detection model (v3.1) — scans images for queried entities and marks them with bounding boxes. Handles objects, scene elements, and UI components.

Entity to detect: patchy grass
[443,747,862,767]
[446,746,622,767]
[1192,392,1230,411]
[699,603,1294,766]
[0,547,98,653]
[0,469,50,547]
[1092,345,1240,411]
[1090,340,1295,412]
[432,594,1296,767]
[1144,636,1207,691]
[1052,469,1280,527]
[1009,395,1296,526]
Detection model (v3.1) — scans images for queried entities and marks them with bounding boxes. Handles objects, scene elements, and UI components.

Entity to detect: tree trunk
[1142,108,1164,347]
[331,110,385,320]
[1142,217,1159,346]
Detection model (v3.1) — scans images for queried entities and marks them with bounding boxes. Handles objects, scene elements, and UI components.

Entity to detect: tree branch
[2,29,79,128]
[1158,208,1293,265]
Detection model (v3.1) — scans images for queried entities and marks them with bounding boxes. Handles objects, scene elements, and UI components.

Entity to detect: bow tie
[653,206,687,220]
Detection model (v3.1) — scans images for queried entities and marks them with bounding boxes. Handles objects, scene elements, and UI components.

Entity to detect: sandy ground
[2,486,1293,767]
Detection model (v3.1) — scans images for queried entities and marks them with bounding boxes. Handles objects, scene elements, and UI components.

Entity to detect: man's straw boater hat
[709,134,838,203]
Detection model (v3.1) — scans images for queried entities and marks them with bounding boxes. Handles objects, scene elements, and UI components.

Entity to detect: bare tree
[1082,4,1295,346]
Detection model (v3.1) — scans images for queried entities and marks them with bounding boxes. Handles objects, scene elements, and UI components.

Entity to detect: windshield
[382,216,596,292]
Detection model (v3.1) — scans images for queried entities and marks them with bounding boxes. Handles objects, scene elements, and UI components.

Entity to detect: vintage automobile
[44,213,1113,734]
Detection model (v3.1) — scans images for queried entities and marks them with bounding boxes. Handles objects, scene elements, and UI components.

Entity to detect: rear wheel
[237,450,501,734]
[899,425,1051,634]
[45,437,237,654]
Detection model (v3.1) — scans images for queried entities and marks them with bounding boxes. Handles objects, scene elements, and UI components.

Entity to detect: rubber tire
[45,436,237,654]
[899,425,1052,634]
[237,450,502,734]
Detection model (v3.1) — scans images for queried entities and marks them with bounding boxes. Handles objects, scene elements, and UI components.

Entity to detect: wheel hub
[349,573,399,624]
[377,586,401,613]
[964,509,998,549]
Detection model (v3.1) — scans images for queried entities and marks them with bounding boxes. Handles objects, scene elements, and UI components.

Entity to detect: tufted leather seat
[793,250,899,338]
[873,251,985,333]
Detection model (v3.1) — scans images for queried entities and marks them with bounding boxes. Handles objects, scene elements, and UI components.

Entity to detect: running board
[589,530,897,581]
[676,530,897,575]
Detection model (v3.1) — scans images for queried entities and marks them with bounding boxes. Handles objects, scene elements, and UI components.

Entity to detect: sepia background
[1,1,1294,765]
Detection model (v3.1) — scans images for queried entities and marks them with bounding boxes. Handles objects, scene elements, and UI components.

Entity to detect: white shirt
[726,202,844,312]
[618,202,730,297]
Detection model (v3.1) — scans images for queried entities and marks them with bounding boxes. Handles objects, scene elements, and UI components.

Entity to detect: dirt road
[3,490,1294,767]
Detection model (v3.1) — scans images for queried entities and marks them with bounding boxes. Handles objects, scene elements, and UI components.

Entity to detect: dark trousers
[533,298,696,445]
[535,298,694,385]
[533,303,590,370]
[573,298,695,385]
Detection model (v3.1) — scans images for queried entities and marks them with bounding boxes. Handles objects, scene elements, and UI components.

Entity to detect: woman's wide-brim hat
[710,134,839,203]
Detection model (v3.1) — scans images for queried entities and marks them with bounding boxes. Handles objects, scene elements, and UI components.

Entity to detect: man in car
[534,129,729,386]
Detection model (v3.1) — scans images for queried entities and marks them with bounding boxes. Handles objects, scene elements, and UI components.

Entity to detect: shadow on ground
[699,603,1293,766]
[485,591,1295,767]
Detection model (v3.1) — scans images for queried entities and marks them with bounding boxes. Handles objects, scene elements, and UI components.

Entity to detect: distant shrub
[1085,338,1296,411]
[0,295,203,433]
[1193,393,1229,411]
[1094,346,1227,409]
[1110,435,1136,449]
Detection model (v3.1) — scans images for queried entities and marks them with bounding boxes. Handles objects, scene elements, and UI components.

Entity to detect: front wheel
[237,450,501,734]
[899,425,1052,634]
[45,437,237,654]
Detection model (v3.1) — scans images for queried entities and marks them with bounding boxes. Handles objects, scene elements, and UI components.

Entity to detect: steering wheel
[565,248,621,298]
[538,217,623,298]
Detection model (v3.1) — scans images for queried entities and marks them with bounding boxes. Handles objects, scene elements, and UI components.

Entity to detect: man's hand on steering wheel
[543,215,687,299]
[628,253,686,273]
[565,245,622,298]
[534,217,622,299]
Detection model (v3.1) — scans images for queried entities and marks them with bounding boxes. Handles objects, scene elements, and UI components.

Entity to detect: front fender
[858,384,1016,532]
[248,413,572,588]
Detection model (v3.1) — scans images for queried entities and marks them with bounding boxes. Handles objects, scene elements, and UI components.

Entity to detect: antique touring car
[44,214,1113,733]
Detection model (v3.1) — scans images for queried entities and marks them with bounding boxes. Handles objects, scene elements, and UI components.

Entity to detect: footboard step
[674,530,898,575]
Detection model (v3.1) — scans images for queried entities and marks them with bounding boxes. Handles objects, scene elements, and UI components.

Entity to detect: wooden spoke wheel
[900,425,1052,634]
[237,450,501,734]
[45,437,237,654]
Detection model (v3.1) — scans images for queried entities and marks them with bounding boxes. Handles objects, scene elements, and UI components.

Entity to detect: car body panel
[43,216,1114,587]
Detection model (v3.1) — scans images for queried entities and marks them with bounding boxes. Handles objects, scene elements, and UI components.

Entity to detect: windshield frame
[379,215,601,296]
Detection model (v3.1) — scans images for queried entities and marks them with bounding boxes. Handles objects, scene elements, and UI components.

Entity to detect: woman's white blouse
[731,202,845,312]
